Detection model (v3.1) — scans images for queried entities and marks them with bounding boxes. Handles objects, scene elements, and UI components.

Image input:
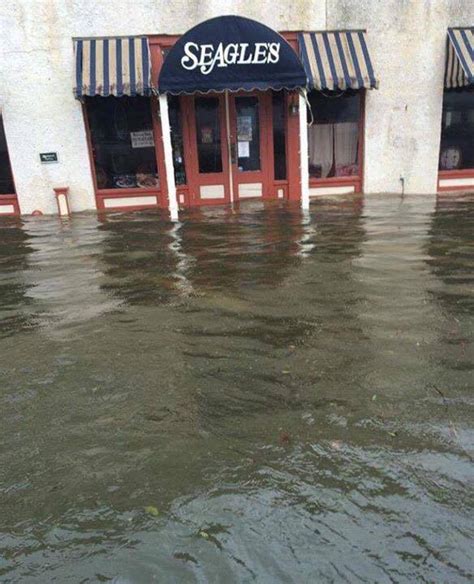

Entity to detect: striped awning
[444,27,473,89]
[74,37,152,98]
[299,31,378,91]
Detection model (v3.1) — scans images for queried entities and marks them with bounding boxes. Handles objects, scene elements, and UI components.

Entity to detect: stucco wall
[328,0,474,195]
[0,0,473,214]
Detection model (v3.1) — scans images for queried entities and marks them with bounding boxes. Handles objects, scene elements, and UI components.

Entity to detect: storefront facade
[0,1,472,217]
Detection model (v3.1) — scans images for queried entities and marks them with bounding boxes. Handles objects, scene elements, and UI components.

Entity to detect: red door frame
[183,93,231,206]
[228,90,276,201]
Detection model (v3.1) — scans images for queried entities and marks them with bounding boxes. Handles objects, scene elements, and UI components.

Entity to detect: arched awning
[158,15,307,94]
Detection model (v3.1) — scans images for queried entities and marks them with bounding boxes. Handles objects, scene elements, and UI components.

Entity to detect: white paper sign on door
[238,141,250,158]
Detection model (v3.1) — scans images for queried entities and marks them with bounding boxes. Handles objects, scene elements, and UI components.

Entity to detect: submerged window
[0,115,15,195]
[85,96,159,190]
[439,89,474,171]
[307,91,361,180]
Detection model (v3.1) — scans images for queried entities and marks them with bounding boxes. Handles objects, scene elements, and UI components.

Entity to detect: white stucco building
[0,0,473,217]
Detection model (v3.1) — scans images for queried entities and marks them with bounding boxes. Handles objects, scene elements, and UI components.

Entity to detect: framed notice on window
[237,116,253,141]
[130,130,154,149]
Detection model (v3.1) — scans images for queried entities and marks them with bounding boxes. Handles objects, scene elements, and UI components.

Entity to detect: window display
[307,92,361,180]
[0,115,15,195]
[439,90,474,171]
[86,96,159,190]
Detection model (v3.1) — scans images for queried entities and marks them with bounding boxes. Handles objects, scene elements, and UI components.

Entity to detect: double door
[184,92,277,205]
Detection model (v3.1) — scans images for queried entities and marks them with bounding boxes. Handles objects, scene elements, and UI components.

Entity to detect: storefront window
[86,96,159,190]
[272,91,287,180]
[168,96,187,185]
[195,97,223,174]
[0,115,15,195]
[307,91,361,180]
[439,90,474,171]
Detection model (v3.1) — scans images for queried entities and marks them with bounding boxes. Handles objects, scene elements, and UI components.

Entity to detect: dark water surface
[0,195,473,583]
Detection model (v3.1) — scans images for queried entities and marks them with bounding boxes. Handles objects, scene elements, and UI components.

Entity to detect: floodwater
[0,194,473,583]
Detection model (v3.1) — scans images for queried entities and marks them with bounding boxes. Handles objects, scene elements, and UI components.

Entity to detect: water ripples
[0,194,473,582]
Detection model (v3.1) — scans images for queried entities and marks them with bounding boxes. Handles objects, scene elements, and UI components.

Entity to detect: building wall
[0,0,473,214]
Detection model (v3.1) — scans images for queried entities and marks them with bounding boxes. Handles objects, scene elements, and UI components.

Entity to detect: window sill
[438,169,474,192]
[0,194,20,216]
[309,176,361,197]
[96,187,162,197]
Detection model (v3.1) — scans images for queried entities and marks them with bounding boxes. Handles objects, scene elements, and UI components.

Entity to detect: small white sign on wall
[130,130,154,149]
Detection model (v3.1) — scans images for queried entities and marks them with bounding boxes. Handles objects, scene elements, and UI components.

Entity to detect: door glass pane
[195,97,222,174]
[236,96,260,172]
[86,96,159,190]
[272,91,287,180]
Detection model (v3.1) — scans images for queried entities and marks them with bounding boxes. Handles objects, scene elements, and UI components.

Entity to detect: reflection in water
[0,195,473,583]
[0,217,35,337]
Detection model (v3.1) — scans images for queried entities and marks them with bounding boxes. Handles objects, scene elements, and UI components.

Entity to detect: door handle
[230,143,237,165]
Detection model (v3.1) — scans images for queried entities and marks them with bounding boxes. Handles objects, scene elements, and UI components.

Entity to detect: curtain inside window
[334,122,359,176]
[307,90,361,179]
[309,124,333,178]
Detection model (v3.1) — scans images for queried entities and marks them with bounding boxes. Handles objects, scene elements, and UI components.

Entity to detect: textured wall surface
[0,0,473,213]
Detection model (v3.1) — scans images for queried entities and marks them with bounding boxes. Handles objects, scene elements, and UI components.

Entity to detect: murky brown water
[1,194,473,583]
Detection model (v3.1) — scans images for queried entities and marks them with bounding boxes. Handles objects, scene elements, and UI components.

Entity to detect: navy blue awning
[299,31,378,91]
[158,16,307,94]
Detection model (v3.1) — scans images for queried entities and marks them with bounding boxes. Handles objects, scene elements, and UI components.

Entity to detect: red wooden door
[228,92,275,201]
[182,91,278,207]
[185,94,231,206]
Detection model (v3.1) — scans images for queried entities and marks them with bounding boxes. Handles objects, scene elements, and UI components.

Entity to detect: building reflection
[0,217,36,337]
[94,198,366,436]
[19,216,122,340]
[424,193,474,378]
[97,210,182,304]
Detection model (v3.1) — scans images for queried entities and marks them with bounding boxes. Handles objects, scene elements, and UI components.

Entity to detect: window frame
[307,89,365,194]
[82,96,169,211]
[438,88,474,192]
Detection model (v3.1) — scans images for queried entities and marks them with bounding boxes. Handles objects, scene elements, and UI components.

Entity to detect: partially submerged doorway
[158,15,308,211]
[181,91,276,205]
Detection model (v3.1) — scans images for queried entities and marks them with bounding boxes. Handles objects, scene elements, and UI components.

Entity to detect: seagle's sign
[158,15,307,94]
[181,42,281,75]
